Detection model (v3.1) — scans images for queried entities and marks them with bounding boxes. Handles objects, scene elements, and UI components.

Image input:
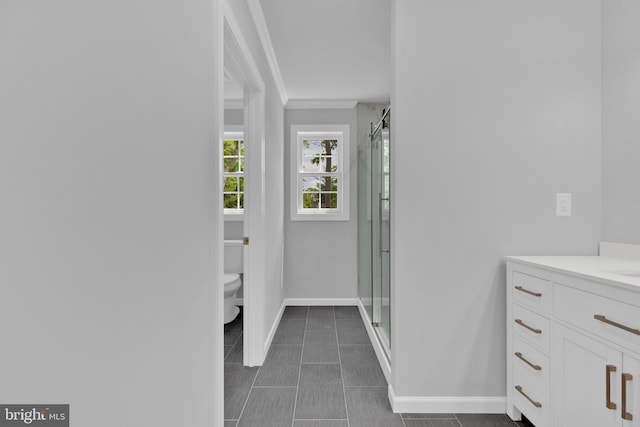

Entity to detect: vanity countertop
[507,242,640,292]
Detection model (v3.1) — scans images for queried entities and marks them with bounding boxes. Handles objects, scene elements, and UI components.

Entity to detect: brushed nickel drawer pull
[515,352,542,371]
[515,319,542,334]
[622,372,633,421]
[515,385,542,408]
[515,286,542,297]
[594,314,640,336]
[606,364,617,410]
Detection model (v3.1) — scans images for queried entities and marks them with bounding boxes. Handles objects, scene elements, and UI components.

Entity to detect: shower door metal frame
[370,107,391,355]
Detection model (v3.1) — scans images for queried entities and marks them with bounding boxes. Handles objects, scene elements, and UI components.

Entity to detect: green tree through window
[301,139,338,209]
[223,137,244,210]
[291,124,349,221]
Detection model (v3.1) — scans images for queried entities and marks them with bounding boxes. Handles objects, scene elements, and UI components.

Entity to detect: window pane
[320,176,338,192]
[301,138,321,156]
[301,176,318,192]
[325,156,338,173]
[224,193,239,209]
[224,140,239,156]
[301,176,338,192]
[224,157,239,173]
[302,192,319,208]
[224,176,238,192]
[320,193,338,209]
[222,135,244,213]
[301,155,318,172]
[301,155,339,173]
[302,138,338,156]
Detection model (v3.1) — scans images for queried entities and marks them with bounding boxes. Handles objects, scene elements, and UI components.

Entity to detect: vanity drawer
[513,335,550,427]
[512,335,550,387]
[513,303,551,353]
[512,340,550,427]
[512,381,549,427]
[512,271,552,315]
[555,283,640,355]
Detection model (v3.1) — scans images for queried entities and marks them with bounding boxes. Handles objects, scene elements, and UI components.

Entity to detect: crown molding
[246,0,288,106]
[285,100,358,110]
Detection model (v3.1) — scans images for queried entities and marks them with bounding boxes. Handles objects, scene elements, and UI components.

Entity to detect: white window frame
[290,124,350,221]
[223,125,244,220]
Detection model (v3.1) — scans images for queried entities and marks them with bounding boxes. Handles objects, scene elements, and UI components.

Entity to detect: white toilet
[223,240,243,324]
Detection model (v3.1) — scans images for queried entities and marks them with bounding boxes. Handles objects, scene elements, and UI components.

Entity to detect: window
[223,129,244,217]
[290,124,350,221]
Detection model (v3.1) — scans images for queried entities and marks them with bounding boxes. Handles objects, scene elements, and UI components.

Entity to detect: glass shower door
[371,119,391,353]
[357,132,373,322]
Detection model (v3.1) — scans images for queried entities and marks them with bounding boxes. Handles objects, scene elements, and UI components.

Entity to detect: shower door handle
[378,193,389,255]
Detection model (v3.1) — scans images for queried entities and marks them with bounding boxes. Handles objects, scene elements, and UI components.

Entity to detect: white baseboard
[355,297,389,306]
[284,298,358,306]
[357,298,392,384]
[235,298,244,306]
[264,300,286,353]
[388,386,506,414]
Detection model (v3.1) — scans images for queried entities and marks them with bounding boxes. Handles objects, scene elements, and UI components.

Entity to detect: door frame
[222,0,266,368]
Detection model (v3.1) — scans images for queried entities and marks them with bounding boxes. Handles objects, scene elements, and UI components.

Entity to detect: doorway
[219,3,268,425]
[221,0,267,369]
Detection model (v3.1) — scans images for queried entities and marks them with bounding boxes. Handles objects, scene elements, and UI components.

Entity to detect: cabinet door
[623,354,640,427]
[554,325,622,427]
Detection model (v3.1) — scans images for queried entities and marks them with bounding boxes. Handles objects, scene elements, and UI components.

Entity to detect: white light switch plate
[556,193,572,216]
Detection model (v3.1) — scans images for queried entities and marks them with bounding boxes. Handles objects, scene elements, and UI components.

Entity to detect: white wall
[224,0,286,344]
[0,0,221,425]
[225,108,244,127]
[392,0,601,399]
[284,108,358,300]
[224,221,244,240]
[602,0,640,245]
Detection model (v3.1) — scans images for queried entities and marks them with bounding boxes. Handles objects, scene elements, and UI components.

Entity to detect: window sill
[291,211,350,222]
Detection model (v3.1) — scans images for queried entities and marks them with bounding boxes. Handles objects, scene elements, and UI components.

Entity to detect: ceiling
[259,0,391,103]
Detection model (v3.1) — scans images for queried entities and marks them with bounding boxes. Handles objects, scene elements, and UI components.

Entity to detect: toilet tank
[224,240,243,273]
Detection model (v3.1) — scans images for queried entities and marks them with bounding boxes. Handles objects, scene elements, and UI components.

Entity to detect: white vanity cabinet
[554,324,640,427]
[506,263,554,427]
[507,253,640,427]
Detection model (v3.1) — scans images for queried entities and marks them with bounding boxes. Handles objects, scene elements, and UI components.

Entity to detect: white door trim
[223,0,267,368]
[212,1,224,426]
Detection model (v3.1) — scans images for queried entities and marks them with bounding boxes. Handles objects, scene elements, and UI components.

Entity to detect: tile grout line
[223,320,241,426]
[223,316,244,426]
[224,329,242,362]
[233,319,260,426]
[334,307,351,427]
[223,316,243,363]
[227,307,516,427]
[225,332,243,364]
[290,306,308,427]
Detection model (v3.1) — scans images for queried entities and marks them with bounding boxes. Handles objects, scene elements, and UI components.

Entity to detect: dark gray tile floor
[224,306,533,427]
